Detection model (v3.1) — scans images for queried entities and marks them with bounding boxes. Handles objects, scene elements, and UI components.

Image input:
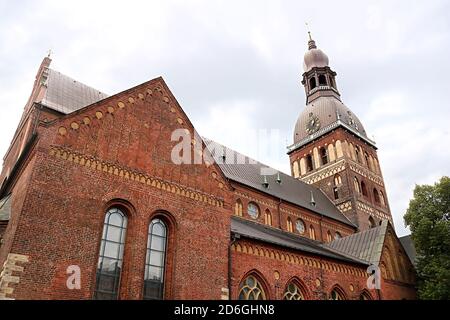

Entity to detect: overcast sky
[1,0,449,236]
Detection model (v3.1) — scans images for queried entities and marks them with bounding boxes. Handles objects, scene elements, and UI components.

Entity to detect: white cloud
[0,0,449,237]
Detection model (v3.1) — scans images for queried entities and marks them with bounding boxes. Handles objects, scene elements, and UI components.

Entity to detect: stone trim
[301,159,346,184]
[48,146,225,208]
[0,253,30,300]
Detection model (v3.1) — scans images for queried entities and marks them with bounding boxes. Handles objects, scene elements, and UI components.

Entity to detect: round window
[296,220,305,234]
[247,203,259,219]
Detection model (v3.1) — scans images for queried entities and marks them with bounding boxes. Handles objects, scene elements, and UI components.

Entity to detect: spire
[305,23,317,50]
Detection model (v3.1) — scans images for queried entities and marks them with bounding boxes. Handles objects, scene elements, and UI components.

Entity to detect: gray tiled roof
[40,68,109,114]
[204,139,355,227]
[324,220,388,264]
[231,216,367,265]
[399,235,417,266]
[0,194,12,221]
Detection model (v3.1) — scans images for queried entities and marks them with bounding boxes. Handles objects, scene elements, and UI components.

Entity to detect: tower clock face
[305,114,321,135]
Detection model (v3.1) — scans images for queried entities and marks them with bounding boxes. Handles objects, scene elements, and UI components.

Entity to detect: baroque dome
[293,96,367,144]
[303,39,329,72]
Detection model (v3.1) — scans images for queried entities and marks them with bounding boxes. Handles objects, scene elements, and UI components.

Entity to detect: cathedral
[0,35,416,300]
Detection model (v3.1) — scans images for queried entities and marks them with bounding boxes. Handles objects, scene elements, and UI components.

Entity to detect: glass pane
[149,251,164,267]
[152,222,166,237]
[103,242,120,259]
[143,280,163,300]
[98,257,119,273]
[150,236,165,251]
[106,226,122,242]
[97,274,117,292]
[109,212,124,227]
[146,265,162,281]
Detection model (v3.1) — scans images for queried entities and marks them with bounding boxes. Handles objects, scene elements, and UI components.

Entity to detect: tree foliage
[404,176,450,299]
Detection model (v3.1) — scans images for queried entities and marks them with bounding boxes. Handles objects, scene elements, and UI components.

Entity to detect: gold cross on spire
[305,22,313,40]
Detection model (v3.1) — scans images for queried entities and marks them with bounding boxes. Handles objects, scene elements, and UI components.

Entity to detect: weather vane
[47,49,52,58]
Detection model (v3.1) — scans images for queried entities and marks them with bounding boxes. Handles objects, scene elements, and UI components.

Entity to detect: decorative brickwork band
[48,146,225,208]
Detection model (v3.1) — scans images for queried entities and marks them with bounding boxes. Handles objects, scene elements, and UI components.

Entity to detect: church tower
[288,34,393,231]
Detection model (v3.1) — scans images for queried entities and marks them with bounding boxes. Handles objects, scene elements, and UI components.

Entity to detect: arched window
[247,202,260,219]
[334,232,342,240]
[306,154,313,172]
[333,187,339,200]
[369,216,376,229]
[318,74,327,86]
[283,281,306,300]
[144,218,168,300]
[234,199,243,217]
[309,77,317,90]
[353,177,361,194]
[373,189,380,204]
[354,147,361,163]
[361,181,368,197]
[292,161,300,178]
[295,219,305,234]
[264,210,272,226]
[309,225,316,240]
[364,152,370,167]
[326,231,332,242]
[287,217,293,232]
[320,147,328,165]
[380,191,386,206]
[359,291,372,300]
[94,207,128,300]
[238,274,267,300]
[334,174,342,186]
[329,286,346,300]
[329,76,335,88]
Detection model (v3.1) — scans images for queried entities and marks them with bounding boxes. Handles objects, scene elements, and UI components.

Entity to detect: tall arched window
[94,207,128,300]
[292,161,300,178]
[283,281,307,300]
[373,189,380,204]
[287,217,293,232]
[380,191,386,206]
[359,291,372,300]
[306,154,313,172]
[264,210,272,226]
[320,147,328,165]
[354,147,361,163]
[369,216,376,229]
[353,177,361,194]
[238,274,267,300]
[144,218,168,300]
[361,181,368,197]
[327,231,332,242]
[329,286,346,300]
[309,225,316,240]
[234,199,243,217]
[364,152,370,167]
[334,174,342,186]
[309,77,317,90]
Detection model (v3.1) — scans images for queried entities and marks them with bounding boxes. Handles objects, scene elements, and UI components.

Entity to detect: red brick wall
[231,239,376,300]
[4,78,232,300]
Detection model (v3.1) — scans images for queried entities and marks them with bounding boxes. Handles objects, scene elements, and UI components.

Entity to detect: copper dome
[293,96,367,143]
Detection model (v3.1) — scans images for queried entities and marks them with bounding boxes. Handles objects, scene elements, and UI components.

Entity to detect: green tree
[404,176,450,299]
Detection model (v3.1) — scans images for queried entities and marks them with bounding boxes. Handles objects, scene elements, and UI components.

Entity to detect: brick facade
[0,58,417,300]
